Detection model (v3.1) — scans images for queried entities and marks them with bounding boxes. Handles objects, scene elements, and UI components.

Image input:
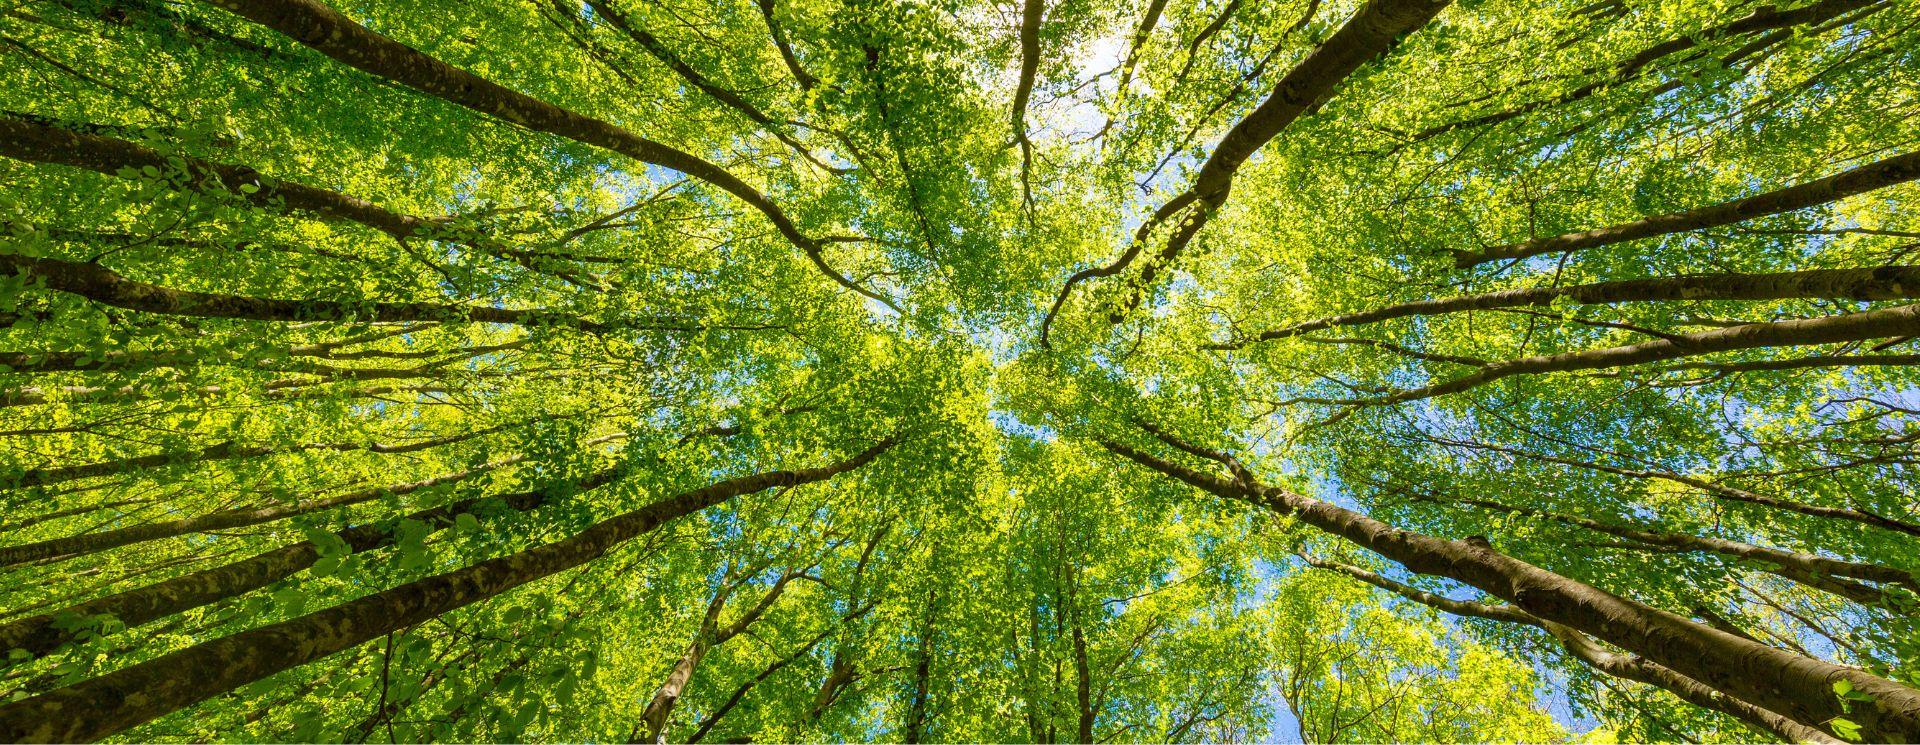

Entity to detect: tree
[1,0,1918,741]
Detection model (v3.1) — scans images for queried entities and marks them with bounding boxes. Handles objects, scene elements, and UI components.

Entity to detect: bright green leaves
[1262,566,1568,743]
[2,0,1916,740]
[393,518,434,573]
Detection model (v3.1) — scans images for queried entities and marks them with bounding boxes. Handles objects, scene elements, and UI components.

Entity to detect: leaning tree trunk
[0,438,894,743]
[1102,437,1920,742]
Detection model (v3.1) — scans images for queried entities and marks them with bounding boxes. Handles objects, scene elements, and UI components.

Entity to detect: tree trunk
[1457,149,1920,267]
[1300,555,1841,743]
[0,438,893,742]
[0,440,622,659]
[1222,265,1920,347]
[634,639,707,744]
[1103,437,1920,742]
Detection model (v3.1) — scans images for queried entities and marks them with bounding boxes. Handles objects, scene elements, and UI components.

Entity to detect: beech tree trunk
[1326,302,1920,409]
[0,448,623,659]
[1406,490,1917,605]
[634,639,708,744]
[1103,437,1920,742]
[1300,556,1842,743]
[191,0,896,306]
[1042,0,1453,344]
[0,251,618,333]
[0,438,894,742]
[1456,150,1920,267]
[1224,265,1920,347]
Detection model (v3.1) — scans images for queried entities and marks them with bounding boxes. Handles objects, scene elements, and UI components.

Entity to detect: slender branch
[1454,150,1920,268]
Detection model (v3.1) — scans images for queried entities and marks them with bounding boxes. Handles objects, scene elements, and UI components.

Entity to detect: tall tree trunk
[1218,264,1920,348]
[1043,0,1453,343]
[633,639,708,744]
[1455,150,1920,267]
[688,624,839,743]
[1071,622,1094,744]
[0,251,619,333]
[903,585,939,744]
[1102,435,1920,742]
[1402,489,1917,605]
[0,438,894,742]
[1301,554,1842,743]
[0,436,623,659]
[1,454,521,567]
[1311,302,1920,411]
[189,0,892,306]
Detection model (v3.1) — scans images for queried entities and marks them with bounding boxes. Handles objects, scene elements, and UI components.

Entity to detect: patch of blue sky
[988,409,1058,443]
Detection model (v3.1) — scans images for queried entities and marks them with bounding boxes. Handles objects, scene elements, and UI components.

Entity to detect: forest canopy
[0,0,1917,741]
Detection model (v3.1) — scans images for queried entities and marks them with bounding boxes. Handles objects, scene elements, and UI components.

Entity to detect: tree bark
[1043,0,1453,343]
[0,437,894,742]
[632,569,804,743]
[903,585,938,743]
[1411,0,1877,142]
[0,115,611,281]
[1301,555,1843,744]
[0,251,621,333]
[1220,265,1920,347]
[1425,436,1920,538]
[1455,150,1920,267]
[582,0,835,172]
[0,455,519,567]
[1409,490,1916,606]
[0,433,626,659]
[191,0,891,306]
[685,624,838,743]
[1312,302,1920,410]
[4,415,542,493]
[1102,435,1920,742]
[1071,621,1094,743]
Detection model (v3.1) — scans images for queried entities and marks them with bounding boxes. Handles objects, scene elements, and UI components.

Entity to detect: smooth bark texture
[582,0,835,172]
[1310,303,1920,411]
[1300,555,1844,744]
[0,434,626,659]
[1411,0,1878,141]
[192,0,893,307]
[0,456,518,567]
[1218,265,1920,347]
[0,114,607,275]
[631,569,805,743]
[3,417,536,494]
[0,438,894,742]
[1455,150,1920,267]
[683,625,836,743]
[1425,436,1920,538]
[0,251,621,332]
[1103,435,1920,742]
[1410,490,1917,606]
[1041,0,1454,345]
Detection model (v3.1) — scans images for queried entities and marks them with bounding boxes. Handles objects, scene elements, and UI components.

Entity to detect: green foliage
[2,0,1917,740]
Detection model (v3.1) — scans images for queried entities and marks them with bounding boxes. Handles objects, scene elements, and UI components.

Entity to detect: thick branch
[1412,0,1878,142]
[1403,489,1916,606]
[0,433,627,659]
[1311,303,1920,411]
[0,251,629,333]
